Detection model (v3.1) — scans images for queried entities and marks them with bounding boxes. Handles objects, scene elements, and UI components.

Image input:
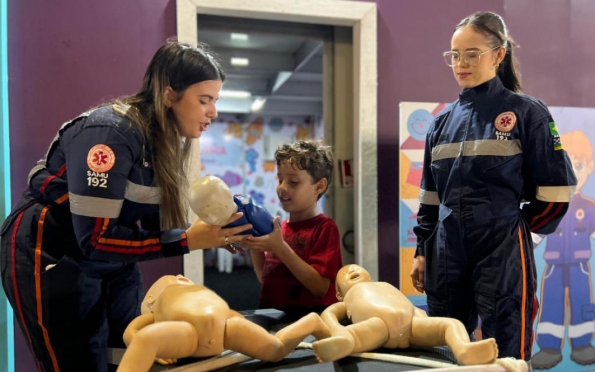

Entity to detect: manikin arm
[123,313,154,347]
[320,302,348,333]
[314,302,389,363]
[118,321,199,372]
[224,313,330,363]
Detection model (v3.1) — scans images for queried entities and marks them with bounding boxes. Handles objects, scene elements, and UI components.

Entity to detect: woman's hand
[186,212,252,251]
[410,255,426,293]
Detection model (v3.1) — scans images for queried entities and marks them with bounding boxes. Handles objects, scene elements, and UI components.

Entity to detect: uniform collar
[459,76,506,103]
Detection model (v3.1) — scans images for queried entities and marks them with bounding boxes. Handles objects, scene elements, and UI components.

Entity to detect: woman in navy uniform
[410,12,577,361]
[0,42,252,371]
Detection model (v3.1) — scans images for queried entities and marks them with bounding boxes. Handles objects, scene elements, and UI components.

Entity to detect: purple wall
[6,0,595,370]
[7,0,180,370]
[370,0,595,286]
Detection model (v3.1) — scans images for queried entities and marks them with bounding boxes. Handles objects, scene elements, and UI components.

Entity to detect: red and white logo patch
[576,209,585,220]
[494,111,517,132]
[87,144,115,173]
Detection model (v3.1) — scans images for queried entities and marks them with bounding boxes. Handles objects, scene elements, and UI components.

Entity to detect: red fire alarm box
[338,159,353,188]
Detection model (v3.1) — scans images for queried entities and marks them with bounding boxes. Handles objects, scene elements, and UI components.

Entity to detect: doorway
[177,0,378,289]
[195,15,340,309]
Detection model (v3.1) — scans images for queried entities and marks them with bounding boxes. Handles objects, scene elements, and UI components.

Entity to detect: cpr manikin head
[141,274,194,314]
[188,175,238,225]
[335,264,374,301]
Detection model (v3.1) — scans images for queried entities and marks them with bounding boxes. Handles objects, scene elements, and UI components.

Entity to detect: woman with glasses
[410,11,577,362]
[0,41,253,371]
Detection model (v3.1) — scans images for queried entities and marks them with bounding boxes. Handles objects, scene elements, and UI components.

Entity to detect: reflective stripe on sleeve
[419,189,440,205]
[124,181,160,204]
[536,185,576,202]
[69,192,123,218]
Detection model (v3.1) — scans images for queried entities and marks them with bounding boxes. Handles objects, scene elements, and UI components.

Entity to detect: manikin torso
[152,285,232,357]
[343,282,416,348]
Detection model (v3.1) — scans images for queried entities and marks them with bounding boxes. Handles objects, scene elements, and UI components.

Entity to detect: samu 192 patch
[549,122,563,151]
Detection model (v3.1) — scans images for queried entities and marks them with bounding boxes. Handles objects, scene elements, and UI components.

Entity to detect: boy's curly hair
[275,140,334,199]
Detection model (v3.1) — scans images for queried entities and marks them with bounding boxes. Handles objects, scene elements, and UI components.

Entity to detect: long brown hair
[119,41,225,229]
[456,11,522,93]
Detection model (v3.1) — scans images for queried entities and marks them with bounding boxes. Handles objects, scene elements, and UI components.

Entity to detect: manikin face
[167,79,222,138]
[188,175,237,225]
[141,275,194,314]
[449,25,505,89]
[276,161,326,222]
[335,264,373,301]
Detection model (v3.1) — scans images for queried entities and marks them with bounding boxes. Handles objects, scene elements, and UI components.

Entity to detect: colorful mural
[398,102,447,310]
[398,102,595,370]
[531,107,595,370]
[201,113,324,268]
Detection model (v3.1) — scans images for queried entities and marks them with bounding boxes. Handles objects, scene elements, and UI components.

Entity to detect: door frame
[176,0,378,282]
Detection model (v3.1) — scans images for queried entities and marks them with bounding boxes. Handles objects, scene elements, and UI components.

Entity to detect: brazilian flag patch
[549,122,563,150]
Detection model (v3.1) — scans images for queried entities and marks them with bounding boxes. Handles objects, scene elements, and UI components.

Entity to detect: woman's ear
[163,86,176,108]
[496,46,506,66]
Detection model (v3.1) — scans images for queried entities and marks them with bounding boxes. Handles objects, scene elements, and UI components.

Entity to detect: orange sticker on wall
[87,144,116,173]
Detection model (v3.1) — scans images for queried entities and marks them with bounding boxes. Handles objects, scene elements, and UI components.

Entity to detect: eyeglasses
[443,45,503,67]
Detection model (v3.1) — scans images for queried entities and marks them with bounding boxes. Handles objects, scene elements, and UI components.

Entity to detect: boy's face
[277,161,324,216]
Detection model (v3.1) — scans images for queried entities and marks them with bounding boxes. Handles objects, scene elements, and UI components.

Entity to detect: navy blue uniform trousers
[1,198,142,372]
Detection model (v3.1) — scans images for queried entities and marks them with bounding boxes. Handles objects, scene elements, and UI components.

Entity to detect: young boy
[243,140,342,315]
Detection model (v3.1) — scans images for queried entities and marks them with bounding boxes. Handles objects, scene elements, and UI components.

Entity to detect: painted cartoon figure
[532,131,595,369]
[246,148,259,172]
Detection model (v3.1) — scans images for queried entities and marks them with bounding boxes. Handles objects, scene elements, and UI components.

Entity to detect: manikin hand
[155,357,176,366]
[186,212,252,250]
[410,256,425,293]
[241,216,287,255]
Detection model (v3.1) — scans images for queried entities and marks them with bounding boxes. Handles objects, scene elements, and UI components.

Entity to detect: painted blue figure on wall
[532,127,595,370]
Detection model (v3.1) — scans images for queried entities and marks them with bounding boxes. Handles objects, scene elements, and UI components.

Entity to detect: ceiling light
[231,33,249,41]
[219,90,252,99]
[231,57,249,67]
[251,97,267,112]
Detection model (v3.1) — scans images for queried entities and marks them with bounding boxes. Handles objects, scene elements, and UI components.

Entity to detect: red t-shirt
[259,214,342,310]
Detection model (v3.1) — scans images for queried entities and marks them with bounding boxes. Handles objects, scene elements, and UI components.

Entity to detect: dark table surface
[109,309,460,372]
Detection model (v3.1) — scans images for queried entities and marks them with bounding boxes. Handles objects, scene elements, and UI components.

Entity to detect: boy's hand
[241,216,286,254]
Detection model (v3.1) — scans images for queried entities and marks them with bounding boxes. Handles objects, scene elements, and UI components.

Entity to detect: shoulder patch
[494,111,516,132]
[87,144,116,173]
[549,122,563,150]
